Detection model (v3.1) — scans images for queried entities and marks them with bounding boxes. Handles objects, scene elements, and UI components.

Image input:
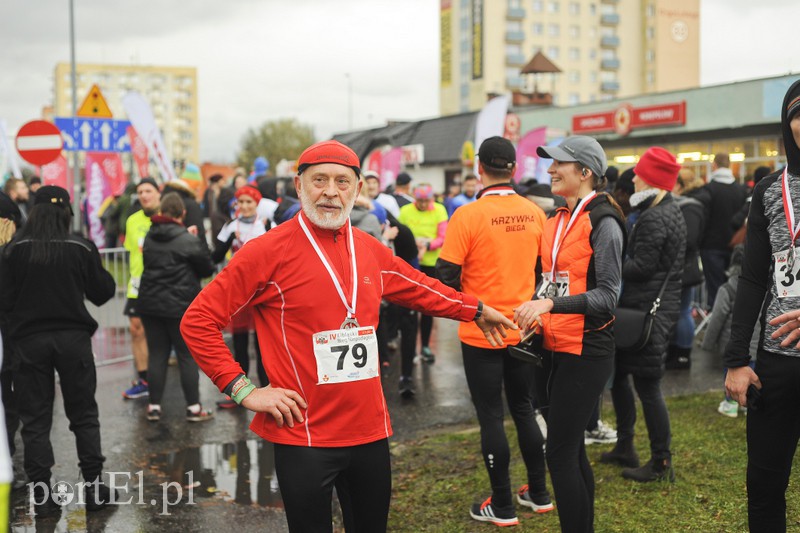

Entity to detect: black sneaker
[420,347,436,364]
[186,405,214,422]
[621,458,675,483]
[31,483,62,519]
[517,485,554,513]
[84,479,117,511]
[146,405,161,422]
[470,497,519,526]
[399,376,416,398]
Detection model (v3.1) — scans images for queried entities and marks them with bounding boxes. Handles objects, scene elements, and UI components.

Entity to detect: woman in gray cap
[514,136,626,533]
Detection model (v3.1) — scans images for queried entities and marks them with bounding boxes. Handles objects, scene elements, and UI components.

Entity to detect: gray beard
[300,193,356,230]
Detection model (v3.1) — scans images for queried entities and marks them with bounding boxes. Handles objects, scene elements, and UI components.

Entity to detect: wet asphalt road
[7,318,725,532]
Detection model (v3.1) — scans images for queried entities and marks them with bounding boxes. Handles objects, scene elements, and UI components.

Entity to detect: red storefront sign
[572,101,686,136]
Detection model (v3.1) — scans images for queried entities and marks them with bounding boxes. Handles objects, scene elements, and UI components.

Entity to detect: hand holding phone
[746,384,763,411]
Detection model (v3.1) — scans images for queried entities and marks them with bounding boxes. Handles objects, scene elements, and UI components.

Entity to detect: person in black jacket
[161,180,208,251]
[601,147,686,483]
[138,193,215,423]
[0,186,117,517]
[726,79,800,532]
[667,169,707,369]
[699,153,748,307]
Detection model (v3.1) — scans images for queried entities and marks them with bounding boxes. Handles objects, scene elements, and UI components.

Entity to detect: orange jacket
[539,195,622,356]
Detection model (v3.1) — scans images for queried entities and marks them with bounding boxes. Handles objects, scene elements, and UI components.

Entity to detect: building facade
[53,63,199,166]
[440,0,700,114]
[337,74,798,193]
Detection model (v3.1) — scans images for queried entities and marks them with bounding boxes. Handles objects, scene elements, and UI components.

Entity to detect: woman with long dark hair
[514,136,626,532]
[0,186,116,517]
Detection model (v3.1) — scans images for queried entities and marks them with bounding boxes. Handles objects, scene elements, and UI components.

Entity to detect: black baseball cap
[34,185,73,214]
[478,136,516,170]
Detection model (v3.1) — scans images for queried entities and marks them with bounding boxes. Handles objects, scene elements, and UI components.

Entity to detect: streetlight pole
[69,0,81,233]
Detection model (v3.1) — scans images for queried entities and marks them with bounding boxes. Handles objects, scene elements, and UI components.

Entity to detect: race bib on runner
[536,271,570,299]
[774,247,800,298]
[313,326,379,385]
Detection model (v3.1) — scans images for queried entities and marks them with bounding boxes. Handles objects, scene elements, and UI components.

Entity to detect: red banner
[514,127,547,183]
[86,152,127,197]
[40,155,70,190]
[127,126,150,179]
[572,101,686,136]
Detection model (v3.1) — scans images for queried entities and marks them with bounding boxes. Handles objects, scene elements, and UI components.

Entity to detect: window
[590,71,597,83]
[568,93,580,105]
[532,0,543,12]
[602,49,615,60]
[589,26,597,38]
[646,49,655,62]
[547,46,560,59]
[568,2,580,15]
[589,3,596,15]
[568,70,580,83]
[589,48,596,59]
[646,71,655,85]
[506,43,522,55]
[646,26,655,39]
[507,20,523,32]
[569,25,580,38]
[569,47,580,60]
[532,22,543,35]
[646,3,655,17]
[548,24,560,37]
[548,1,559,13]
[508,0,522,7]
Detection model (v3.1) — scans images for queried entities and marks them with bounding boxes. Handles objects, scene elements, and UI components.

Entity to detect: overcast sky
[2,0,799,163]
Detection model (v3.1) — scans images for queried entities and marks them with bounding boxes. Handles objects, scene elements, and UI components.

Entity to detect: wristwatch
[473,301,484,321]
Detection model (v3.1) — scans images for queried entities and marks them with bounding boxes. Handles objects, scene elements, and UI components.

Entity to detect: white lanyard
[549,191,596,276]
[479,185,517,197]
[298,213,359,322]
[782,168,800,271]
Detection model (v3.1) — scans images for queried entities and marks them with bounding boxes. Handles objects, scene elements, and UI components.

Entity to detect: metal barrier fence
[88,247,132,367]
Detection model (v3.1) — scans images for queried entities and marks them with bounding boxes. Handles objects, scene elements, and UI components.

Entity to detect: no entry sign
[15,120,63,166]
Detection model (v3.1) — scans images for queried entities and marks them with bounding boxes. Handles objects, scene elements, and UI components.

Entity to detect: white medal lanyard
[782,168,800,270]
[298,214,359,328]
[480,186,517,197]
[548,191,596,279]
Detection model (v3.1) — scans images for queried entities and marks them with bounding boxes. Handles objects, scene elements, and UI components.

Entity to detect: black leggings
[233,331,268,387]
[462,343,547,508]
[418,266,437,347]
[273,439,392,533]
[533,352,612,533]
[747,351,800,533]
[141,315,200,406]
[610,369,671,460]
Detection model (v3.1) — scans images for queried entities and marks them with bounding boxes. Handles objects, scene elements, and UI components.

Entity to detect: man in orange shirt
[437,136,552,527]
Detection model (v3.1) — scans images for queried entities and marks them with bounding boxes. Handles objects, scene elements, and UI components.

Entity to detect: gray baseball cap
[536,136,608,179]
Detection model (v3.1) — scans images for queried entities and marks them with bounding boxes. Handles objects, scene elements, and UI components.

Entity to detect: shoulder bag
[614,272,671,352]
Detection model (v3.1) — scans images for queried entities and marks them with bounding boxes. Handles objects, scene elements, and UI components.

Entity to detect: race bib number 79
[313,327,380,384]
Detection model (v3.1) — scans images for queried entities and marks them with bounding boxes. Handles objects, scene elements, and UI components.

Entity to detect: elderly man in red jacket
[181,140,515,533]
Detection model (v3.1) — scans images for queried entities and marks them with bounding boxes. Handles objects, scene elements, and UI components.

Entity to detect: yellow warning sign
[76,84,113,118]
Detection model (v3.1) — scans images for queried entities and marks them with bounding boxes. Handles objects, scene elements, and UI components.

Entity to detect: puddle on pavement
[148,440,283,507]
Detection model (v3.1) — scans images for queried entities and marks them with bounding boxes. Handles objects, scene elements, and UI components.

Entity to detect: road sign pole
[69,0,81,233]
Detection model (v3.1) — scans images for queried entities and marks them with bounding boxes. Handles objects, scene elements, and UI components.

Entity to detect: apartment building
[53,63,199,165]
[440,0,700,114]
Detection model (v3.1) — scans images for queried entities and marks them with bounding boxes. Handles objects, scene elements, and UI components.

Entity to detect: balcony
[601,81,620,92]
[507,7,526,19]
[600,58,620,70]
[506,53,527,66]
[505,30,526,43]
[600,35,620,48]
[600,0,619,3]
[601,13,620,25]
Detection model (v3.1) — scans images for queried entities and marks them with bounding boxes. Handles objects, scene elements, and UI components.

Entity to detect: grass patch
[388,391,800,532]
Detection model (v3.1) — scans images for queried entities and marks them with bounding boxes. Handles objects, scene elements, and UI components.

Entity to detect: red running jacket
[181,211,479,447]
